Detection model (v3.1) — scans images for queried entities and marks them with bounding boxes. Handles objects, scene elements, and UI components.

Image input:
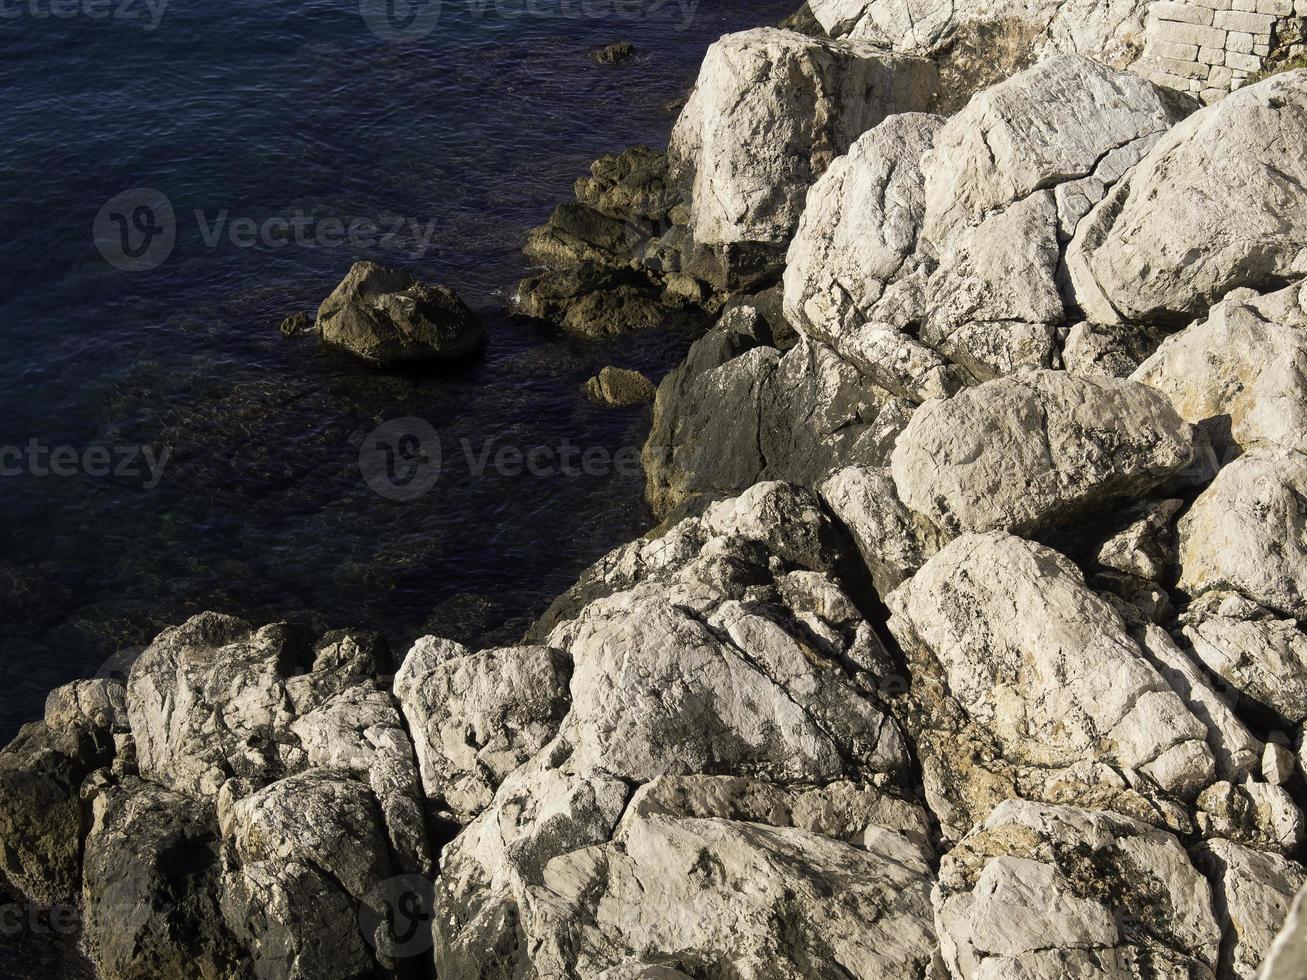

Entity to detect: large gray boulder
[1177,448,1307,620]
[920,55,1187,247]
[642,307,912,518]
[934,799,1222,978]
[807,0,1151,76]
[1181,592,1307,726]
[1133,282,1307,460]
[82,776,246,980]
[0,679,125,904]
[1193,838,1307,980]
[436,482,927,979]
[916,55,1191,379]
[888,533,1216,838]
[889,370,1196,537]
[1067,71,1307,325]
[393,639,572,824]
[669,27,936,247]
[782,112,943,342]
[316,260,485,366]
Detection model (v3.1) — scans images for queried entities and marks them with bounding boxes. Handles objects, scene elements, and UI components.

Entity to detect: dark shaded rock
[574,146,678,222]
[316,260,485,367]
[642,305,910,517]
[277,312,315,338]
[81,776,248,980]
[523,203,640,270]
[591,40,636,65]
[585,366,656,407]
[0,680,125,904]
[779,2,825,35]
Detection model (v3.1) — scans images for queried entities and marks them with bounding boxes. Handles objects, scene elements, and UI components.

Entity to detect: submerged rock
[584,366,657,407]
[316,260,485,367]
[591,40,636,65]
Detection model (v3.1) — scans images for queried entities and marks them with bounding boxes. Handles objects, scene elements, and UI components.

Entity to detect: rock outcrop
[316,260,484,366]
[1067,70,1307,325]
[669,27,937,248]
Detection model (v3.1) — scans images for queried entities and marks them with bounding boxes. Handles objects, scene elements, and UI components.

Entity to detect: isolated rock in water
[591,40,635,65]
[920,55,1187,246]
[1192,838,1307,980]
[820,465,943,596]
[1062,321,1170,380]
[934,799,1222,978]
[82,776,245,980]
[669,27,936,246]
[394,638,571,823]
[277,311,315,337]
[1181,592,1307,726]
[890,370,1196,536]
[0,679,124,904]
[888,533,1216,838]
[1067,71,1307,325]
[1132,282,1307,459]
[316,260,485,366]
[585,366,657,407]
[782,112,943,342]
[1177,448,1307,620]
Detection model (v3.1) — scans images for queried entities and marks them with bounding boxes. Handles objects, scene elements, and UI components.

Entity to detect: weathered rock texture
[316,260,484,366]
[669,27,937,247]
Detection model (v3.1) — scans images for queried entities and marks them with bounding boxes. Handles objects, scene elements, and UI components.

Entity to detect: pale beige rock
[890,371,1196,536]
[1177,448,1307,619]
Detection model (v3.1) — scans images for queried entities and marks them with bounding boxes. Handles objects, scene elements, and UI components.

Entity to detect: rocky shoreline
[5,2,1307,978]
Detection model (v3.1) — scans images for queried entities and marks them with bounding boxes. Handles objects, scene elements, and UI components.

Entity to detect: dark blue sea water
[0,0,797,745]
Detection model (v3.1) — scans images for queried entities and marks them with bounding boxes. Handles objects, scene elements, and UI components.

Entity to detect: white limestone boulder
[1068,71,1307,325]
[669,27,935,247]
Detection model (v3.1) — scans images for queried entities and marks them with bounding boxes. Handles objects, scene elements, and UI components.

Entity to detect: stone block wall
[1135,0,1306,101]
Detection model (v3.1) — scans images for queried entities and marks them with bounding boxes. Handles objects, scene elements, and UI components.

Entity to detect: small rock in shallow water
[591,41,636,65]
[277,311,315,337]
[585,366,656,407]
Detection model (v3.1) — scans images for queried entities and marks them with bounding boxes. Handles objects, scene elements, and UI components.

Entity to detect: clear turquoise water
[0,0,798,742]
